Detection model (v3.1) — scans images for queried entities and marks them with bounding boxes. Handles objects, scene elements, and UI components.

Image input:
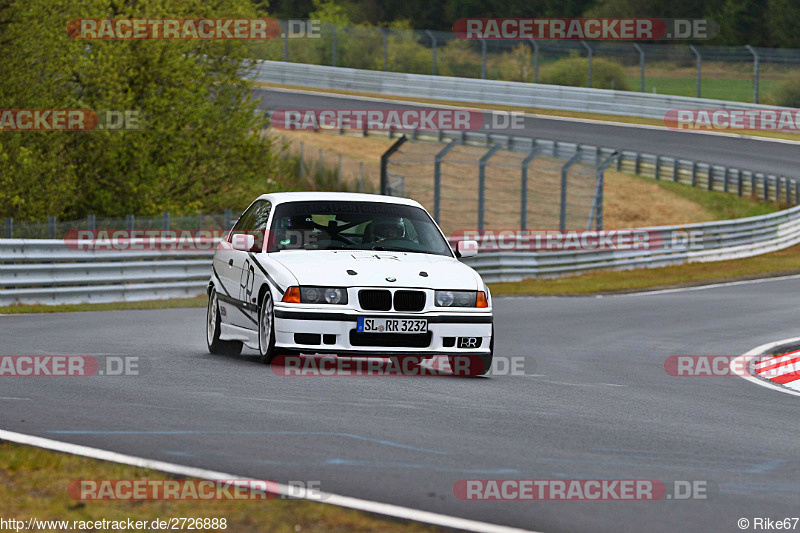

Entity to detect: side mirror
[457,240,479,258]
[231,233,255,252]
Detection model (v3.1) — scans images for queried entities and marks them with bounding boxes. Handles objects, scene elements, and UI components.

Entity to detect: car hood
[269,250,481,289]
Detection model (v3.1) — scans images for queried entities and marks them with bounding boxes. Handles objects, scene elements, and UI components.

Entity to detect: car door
[229,200,272,330]
[214,202,260,329]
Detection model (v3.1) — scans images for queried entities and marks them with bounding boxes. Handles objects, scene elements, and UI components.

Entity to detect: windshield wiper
[369,245,422,253]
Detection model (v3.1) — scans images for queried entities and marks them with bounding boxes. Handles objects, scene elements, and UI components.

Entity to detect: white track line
[731,337,800,398]
[0,429,537,533]
[258,86,800,146]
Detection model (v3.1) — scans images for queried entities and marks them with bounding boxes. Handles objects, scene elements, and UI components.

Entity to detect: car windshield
[266,200,453,257]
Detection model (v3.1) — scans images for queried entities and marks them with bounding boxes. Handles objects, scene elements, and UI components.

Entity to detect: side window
[230,200,271,252]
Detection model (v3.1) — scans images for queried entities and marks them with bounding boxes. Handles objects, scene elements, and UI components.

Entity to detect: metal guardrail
[3,204,800,303]
[252,60,793,120]
[0,241,214,306]
[456,204,800,283]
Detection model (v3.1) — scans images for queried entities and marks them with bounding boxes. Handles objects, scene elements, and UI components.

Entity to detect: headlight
[299,286,348,305]
[435,290,478,307]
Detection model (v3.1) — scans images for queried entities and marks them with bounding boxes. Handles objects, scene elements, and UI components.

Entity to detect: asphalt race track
[3,278,800,532]
[254,87,800,179]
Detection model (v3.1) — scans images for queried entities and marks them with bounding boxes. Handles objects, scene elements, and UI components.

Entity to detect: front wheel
[258,290,278,365]
[207,289,243,356]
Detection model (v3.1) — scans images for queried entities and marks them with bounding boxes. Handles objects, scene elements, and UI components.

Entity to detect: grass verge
[488,243,800,296]
[256,82,800,144]
[0,441,442,533]
[630,174,782,221]
[0,296,208,315]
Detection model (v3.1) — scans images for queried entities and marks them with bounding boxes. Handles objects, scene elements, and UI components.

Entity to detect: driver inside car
[364,217,406,243]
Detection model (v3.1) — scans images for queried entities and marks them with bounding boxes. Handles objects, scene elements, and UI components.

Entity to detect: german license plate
[357,317,428,334]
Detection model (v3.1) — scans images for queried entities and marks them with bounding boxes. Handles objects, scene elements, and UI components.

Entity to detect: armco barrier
[252,60,792,120]
[2,203,800,303]
[455,204,800,283]
[0,240,214,306]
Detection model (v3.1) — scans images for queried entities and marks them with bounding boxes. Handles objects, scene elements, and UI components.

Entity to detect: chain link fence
[252,21,800,105]
[380,133,616,236]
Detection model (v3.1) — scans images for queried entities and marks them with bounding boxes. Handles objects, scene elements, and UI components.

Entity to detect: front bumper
[273,307,493,356]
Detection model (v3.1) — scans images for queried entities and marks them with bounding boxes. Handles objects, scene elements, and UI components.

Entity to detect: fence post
[723,168,729,193]
[785,177,791,205]
[477,145,501,231]
[380,135,407,195]
[745,45,759,104]
[48,217,57,239]
[426,30,437,75]
[283,21,289,61]
[298,142,304,180]
[633,43,645,92]
[382,28,389,71]
[560,150,583,232]
[126,214,134,231]
[654,155,660,179]
[689,45,701,98]
[673,158,679,182]
[520,144,540,231]
[581,41,593,88]
[707,165,714,191]
[763,175,769,201]
[529,40,539,83]
[634,152,641,174]
[433,140,458,223]
[691,161,698,187]
[162,211,170,231]
[481,40,487,79]
[330,24,337,67]
[4,218,12,238]
[87,214,96,232]
[738,170,744,197]
[591,151,619,231]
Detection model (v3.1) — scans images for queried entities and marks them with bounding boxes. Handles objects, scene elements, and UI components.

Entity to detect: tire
[448,326,493,377]
[207,288,243,356]
[258,290,278,365]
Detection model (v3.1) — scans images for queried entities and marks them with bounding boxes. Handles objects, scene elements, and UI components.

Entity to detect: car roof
[255,191,424,208]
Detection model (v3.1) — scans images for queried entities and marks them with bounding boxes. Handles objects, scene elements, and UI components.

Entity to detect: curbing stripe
[731,337,800,397]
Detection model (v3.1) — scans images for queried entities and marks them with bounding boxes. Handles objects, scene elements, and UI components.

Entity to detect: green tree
[0,0,288,220]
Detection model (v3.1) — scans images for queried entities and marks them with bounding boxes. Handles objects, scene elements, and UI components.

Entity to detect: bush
[540,56,631,91]
[772,78,800,108]
[496,44,536,83]
[439,39,481,78]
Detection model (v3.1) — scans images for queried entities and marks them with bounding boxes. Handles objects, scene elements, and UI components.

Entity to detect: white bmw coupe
[207,192,493,375]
